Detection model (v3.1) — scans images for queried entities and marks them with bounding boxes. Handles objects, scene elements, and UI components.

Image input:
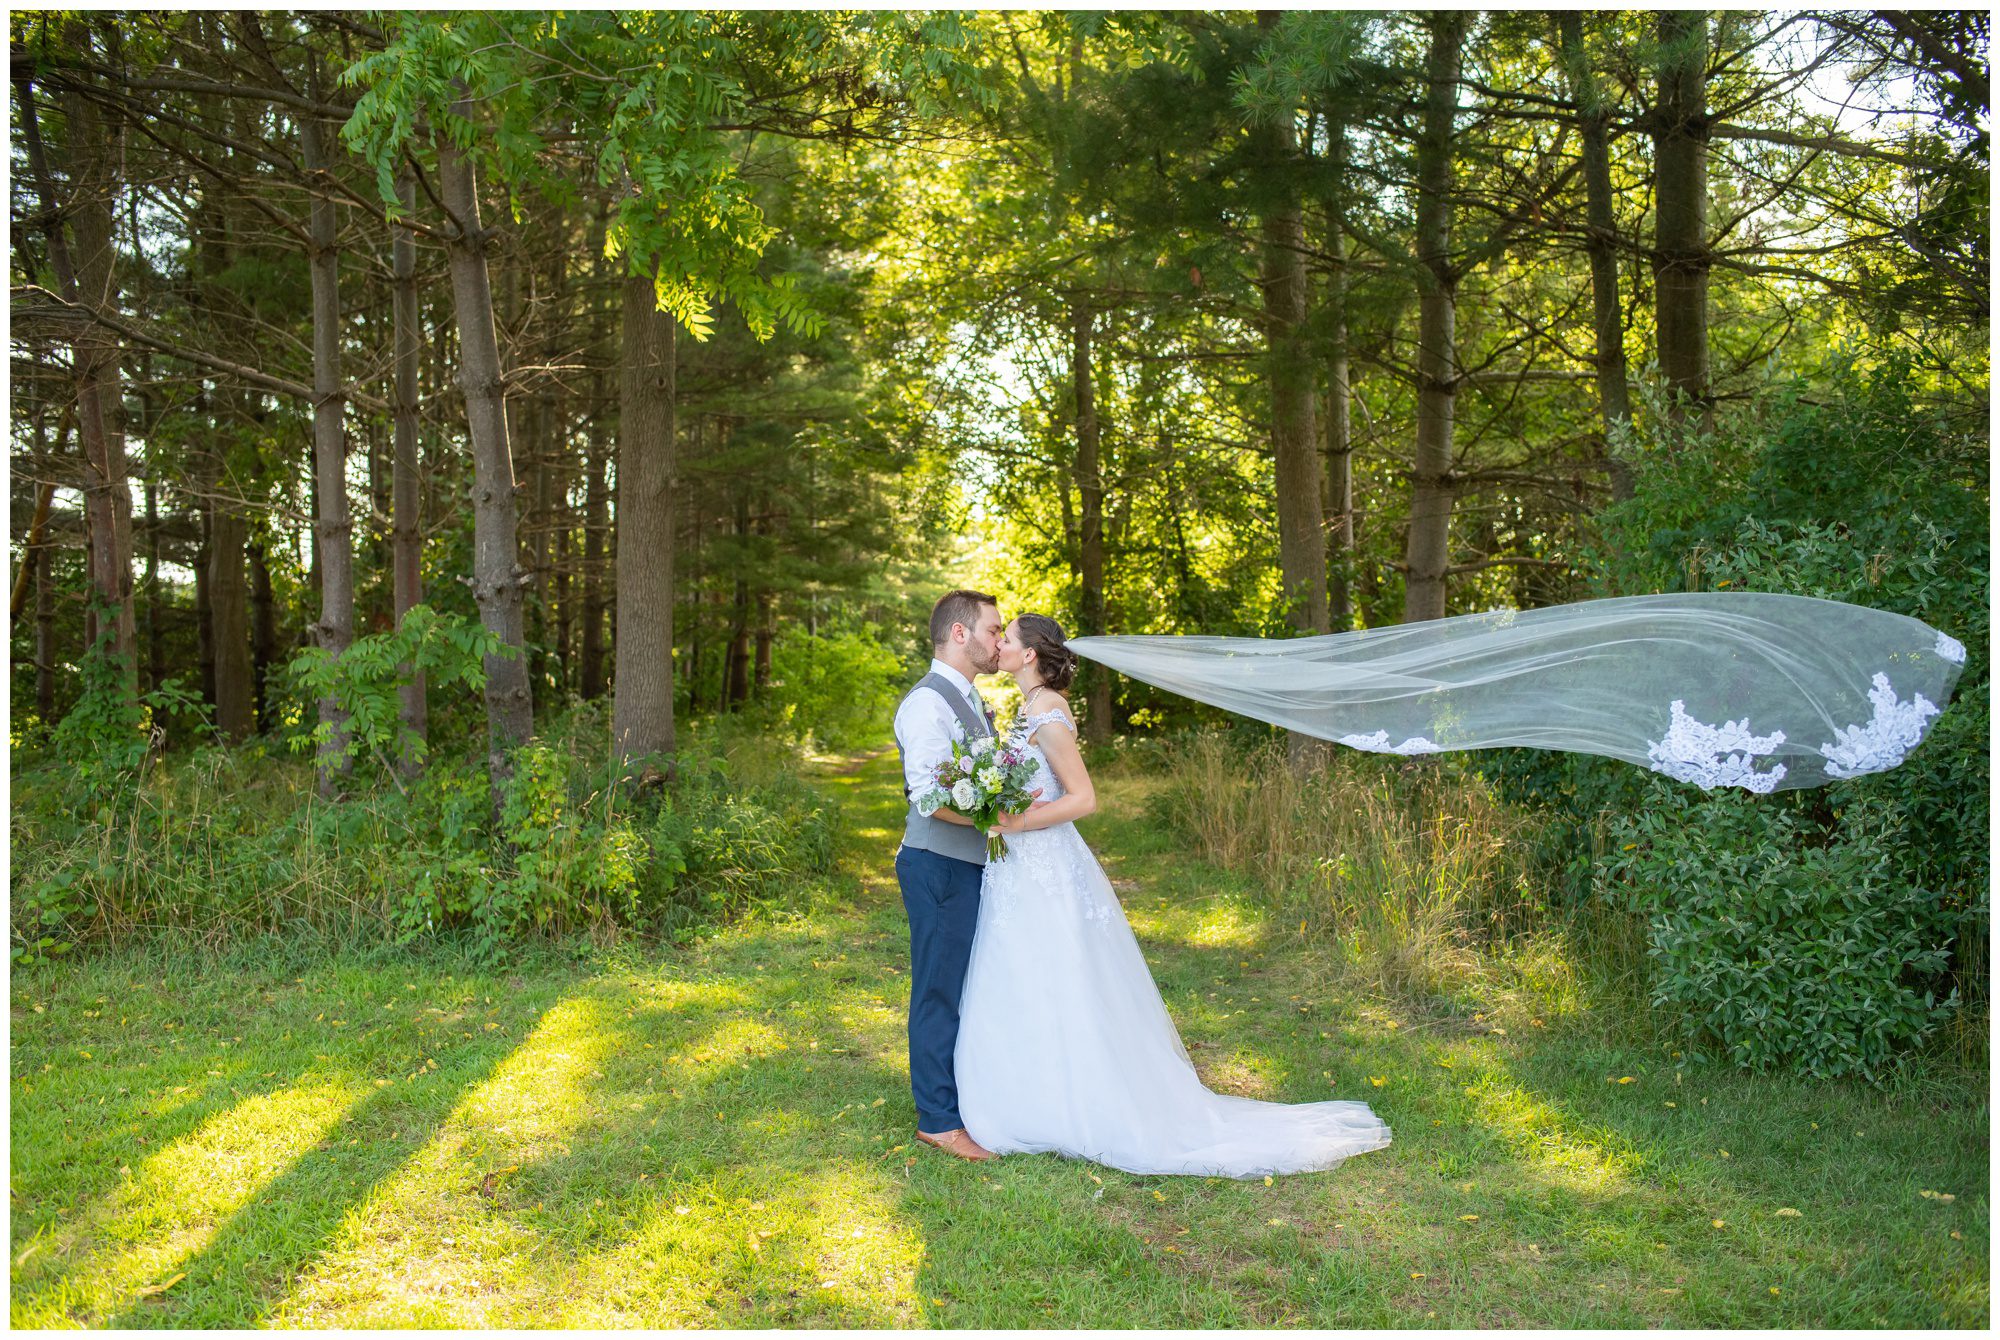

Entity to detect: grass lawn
[9,745,1988,1327]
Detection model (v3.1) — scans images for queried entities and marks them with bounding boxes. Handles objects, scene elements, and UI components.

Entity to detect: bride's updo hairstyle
[1016,613,1080,693]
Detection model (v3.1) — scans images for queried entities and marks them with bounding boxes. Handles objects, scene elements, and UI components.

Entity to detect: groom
[893,589,1006,1162]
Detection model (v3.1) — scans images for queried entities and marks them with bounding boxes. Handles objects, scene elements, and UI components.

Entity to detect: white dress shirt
[895,657,988,800]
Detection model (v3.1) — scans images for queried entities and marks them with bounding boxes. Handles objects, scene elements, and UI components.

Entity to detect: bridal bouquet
[913,734,1042,861]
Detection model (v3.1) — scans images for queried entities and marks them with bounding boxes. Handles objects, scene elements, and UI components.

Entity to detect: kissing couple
[890,589,1394,1177]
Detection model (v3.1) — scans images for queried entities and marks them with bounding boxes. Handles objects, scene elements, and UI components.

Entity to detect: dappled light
[13,1081,359,1324]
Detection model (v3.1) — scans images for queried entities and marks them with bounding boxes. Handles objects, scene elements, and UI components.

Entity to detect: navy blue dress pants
[895,842,983,1133]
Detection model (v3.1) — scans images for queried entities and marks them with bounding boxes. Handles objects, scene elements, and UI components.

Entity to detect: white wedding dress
[954,706,1394,1178]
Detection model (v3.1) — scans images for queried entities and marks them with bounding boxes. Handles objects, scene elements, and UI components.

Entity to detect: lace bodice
[1011,706,1077,802]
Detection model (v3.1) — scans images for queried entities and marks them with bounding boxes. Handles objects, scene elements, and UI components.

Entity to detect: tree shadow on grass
[86,986,562,1328]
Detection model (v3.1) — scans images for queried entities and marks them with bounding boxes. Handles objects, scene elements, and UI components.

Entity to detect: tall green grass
[1144,731,1660,1044]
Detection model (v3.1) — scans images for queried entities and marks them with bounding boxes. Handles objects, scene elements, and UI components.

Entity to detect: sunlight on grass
[256,995,640,1323]
[12,1080,359,1325]
[644,977,759,1012]
[1461,1069,1645,1190]
[1127,894,1265,951]
[265,983,686,1323]
[455,994,623,1149]
[666,1017,793,1076]
[557,1154,923,1325]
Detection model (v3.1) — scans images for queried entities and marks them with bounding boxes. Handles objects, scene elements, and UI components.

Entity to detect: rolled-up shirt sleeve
[894,688,959,800]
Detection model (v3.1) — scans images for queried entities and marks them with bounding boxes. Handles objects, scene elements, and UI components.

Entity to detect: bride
[952,613,1394,1179]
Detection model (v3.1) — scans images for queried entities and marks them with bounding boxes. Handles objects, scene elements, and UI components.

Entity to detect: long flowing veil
[1067,592,1968,792]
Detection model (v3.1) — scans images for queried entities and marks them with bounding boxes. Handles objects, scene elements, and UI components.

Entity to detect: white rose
[950,779,978,810]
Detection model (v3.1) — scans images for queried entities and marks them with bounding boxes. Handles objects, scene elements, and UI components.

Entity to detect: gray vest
[898,671,995,867]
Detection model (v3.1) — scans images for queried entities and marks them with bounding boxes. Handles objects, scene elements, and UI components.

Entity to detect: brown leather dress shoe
[914,1127,997,1161]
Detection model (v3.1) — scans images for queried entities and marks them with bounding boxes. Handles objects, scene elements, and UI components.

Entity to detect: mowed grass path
[10,746,1987,1327]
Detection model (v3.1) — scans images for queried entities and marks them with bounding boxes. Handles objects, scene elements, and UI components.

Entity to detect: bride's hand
[994,807,1032,835]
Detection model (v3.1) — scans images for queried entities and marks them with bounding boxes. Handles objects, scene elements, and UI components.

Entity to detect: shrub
[280,604,506,780]
[11,690,836,966]
[1483,354,1987,1079]
[642,740,836,937]
[1597,784,1959,1080]
[752,627,907,752]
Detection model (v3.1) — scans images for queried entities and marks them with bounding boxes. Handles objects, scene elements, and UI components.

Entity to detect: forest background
[8,9,1990,1084]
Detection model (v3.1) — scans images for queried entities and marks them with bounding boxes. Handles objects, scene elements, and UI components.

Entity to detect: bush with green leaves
[1594,782,1961,1080]
[12,687,837,967]
[736,626,907,752]
[1476,355,1987,1080]
[640,743,836,937]
[280,604,508,781]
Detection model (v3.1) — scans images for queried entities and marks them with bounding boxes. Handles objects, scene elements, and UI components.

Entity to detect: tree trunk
[194,131,255,741]
[208,503,255,742]
[10,405,61,623]
[249,536,277,731]
[553,503,572,696]
[27,60,137,688]
[753,489,774,699]
[194,505,215,710]
[1555,11,1636,499]
[144,478,164,693]
[582,404,609,700]
[299,61,355,792]
[391,169,427,773]
[1321,116,1357,628]
[35,534,57,721]
[1403,11,1467,625]
[726,489,751,710]
[532,244,565,687]
[753,590,774,695]
[580,199,610,702]
[685,452,704,716]
[1070,299,1113,744]
[611,259,678,768]
[1652,10,1712,426]
[436,100,535,804]
[1256,13,1328,638]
